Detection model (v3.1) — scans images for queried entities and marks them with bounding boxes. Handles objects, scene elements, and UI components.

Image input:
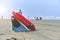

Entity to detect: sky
[0,0,60,19]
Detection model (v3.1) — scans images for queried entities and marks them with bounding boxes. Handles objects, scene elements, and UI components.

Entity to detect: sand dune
[0,19,60,40]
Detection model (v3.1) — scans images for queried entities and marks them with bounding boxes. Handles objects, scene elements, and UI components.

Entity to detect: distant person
[19,9,22,14]
[36,17,39,20]
[2,16,3,20]
[40,17,42,20]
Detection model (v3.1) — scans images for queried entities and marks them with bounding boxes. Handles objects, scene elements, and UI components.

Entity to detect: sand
[0,19,60,40]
